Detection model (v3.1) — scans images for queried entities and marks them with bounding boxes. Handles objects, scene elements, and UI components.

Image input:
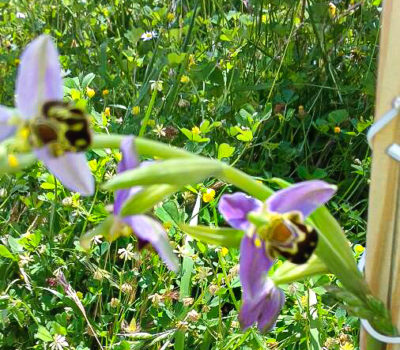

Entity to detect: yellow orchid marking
[254,237,262,248]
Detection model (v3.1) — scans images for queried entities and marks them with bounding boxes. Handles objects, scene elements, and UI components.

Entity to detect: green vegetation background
[0,0,380,349]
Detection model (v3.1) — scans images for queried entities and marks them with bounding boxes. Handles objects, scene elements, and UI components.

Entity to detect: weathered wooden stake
[361,1,400,349]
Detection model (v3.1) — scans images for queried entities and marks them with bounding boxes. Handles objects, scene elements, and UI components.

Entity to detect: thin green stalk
[139,87,158,137]
[217,251,239,311]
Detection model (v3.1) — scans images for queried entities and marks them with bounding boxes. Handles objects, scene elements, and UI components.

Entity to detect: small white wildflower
[194,266,212,282]
[149,293,163,306]
[49,334,69,350]
[18,253,33,266]
[110,297,120,308]
[118,243,135,261]
[16,12,26,19]
[92,235,103,245]
[187,309,200,322]
[141,31,157,41]
[152,124,166,138]
[182,297,194,307]
[150,80,163,91]
[62,197,73,206]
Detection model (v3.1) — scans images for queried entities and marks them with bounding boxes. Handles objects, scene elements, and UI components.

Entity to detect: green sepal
[179,224,243,248]
[103,158,223,191]
[271,255,329,285]
[120,184,179,216]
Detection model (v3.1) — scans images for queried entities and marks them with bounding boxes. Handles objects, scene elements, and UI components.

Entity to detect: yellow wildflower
[71,89,81,100]
[329,2,336,18]
[180,75,190,84]
[300,295,308,308]
[163,221,173,231]
[191,126,200,135]
[334,126,341,134]
[167,12,175,22]
[147,119,156,127]
[221,247,229,257]
[202,188,215,203]
[8,154,19,168]
[262,14,267,24]
[340,343,354,350]
[189,54,196,68]
[132,106,140,115]
[86,87,95,98]
[354,244,365,254]
[104,107,111,117]
[102,89,109,96]
[76,291,83,300]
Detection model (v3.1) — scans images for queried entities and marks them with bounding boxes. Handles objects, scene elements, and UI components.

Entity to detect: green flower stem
[91,133,124,149]
[221,166,273,200]
[0,152,36,174]
[91,134,195,159]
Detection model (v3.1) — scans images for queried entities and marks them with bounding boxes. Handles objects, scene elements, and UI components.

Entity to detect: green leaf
[103,159,223,190]
[236,130,253,142]
[199,120,211,133]
[35,325,53,342]
[0,245,16,260]
[218,143,235,160]
[328,109,349,124]
[40,182,55,190]
[180,128,193,140]
[219,34,231,41]
[167,52,186,65]
[81,73,95,89]
[8,236,23,253]
[179,224,243,248]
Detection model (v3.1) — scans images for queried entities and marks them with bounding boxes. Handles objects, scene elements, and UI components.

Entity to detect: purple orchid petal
[114,136,141,215]
[218,192,262,230]
[238,236,284,332]
[0,106,16,141]
[16,35,63,119]
[35,147,94,196]
[239,235,274,300]
[118,136,139,173]
[239,279,285,333]
[267,180,336,218]
[114,187,141,215]
[123,214,179,272]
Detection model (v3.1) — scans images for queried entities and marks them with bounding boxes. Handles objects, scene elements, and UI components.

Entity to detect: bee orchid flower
[218,180,336,332]
[0,35,94,195]
[111,136,179,272]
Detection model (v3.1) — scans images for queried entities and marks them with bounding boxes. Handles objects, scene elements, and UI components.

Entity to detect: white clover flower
[118,243,135,261]
[49,335,69,350]
[91,235,103,245]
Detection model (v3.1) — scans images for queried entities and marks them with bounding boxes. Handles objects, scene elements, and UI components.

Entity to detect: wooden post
[361,1,400,349]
